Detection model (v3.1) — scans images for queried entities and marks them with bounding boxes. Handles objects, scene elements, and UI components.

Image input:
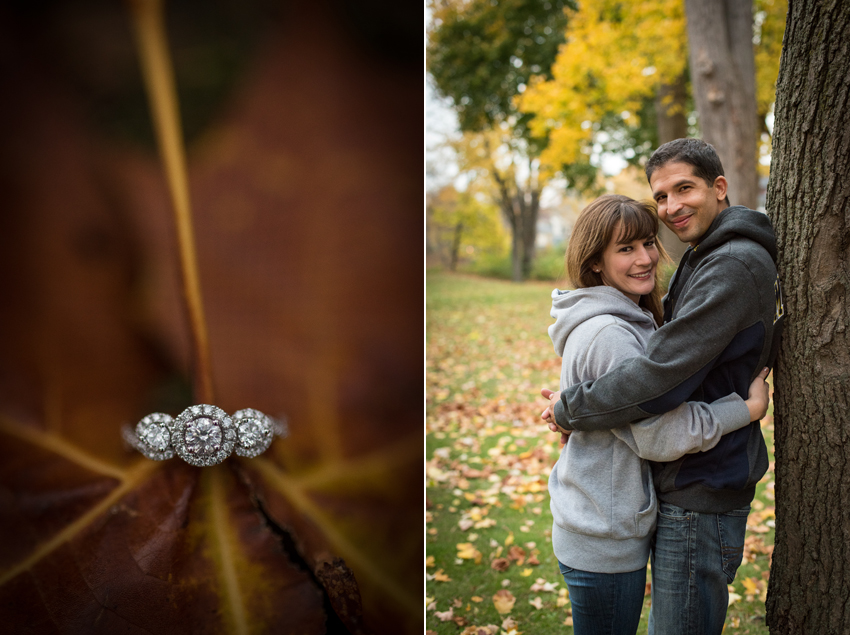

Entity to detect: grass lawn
[426,271,775,635]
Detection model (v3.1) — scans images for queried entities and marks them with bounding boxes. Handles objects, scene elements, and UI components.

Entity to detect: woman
[541,195,769,635]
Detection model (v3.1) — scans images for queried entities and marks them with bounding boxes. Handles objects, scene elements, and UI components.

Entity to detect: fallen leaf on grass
[457,542,483,564]
[520,568,533,577]
[530,578,558,593]
[742,576,759,597]
[556,588,569,607]
[492,589,516,614]
[528,597,543,610]
[491,558,510,572]
[507,546,526,564]
[502,616,518,630]
[434,608,454,622]
[433,569,452,582]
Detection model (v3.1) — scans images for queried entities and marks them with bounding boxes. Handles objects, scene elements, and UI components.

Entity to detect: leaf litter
[427,274,776,633]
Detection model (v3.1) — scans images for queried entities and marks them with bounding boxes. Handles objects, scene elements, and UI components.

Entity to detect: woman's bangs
[617,204,657,244]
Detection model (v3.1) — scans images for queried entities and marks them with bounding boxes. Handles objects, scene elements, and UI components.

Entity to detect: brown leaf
[0,2,420,633]
[491,558,510,572]
[508,545,527,564]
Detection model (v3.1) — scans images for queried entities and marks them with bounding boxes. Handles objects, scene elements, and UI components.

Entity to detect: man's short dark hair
[645,138,725,188]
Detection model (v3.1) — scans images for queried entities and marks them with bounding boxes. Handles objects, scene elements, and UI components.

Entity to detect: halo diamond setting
[124,405,287,466]
[171,405,236,467]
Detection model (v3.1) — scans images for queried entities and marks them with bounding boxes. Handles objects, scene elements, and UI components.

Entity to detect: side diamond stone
[142,423,170,451]
[237,419,266,448]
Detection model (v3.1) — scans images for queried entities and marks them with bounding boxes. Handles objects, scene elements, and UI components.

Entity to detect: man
[542,138,784,635]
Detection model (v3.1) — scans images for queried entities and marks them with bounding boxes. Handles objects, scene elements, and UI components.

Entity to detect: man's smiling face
[650,161,728,246]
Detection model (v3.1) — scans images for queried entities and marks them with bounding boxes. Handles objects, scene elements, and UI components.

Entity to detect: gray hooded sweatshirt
[548,285,751,573]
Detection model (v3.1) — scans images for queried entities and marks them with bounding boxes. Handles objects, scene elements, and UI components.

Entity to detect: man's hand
[541,388,570,444]
[745,367,771,421]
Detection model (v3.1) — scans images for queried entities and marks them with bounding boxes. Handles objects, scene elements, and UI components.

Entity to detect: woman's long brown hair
[565,194,670,325]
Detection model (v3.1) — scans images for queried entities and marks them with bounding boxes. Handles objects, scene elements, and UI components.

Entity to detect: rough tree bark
[655,73,690,263]
[685,0,759,210]
[765,1,850,633]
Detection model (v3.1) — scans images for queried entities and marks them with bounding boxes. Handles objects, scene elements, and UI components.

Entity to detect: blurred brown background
[0,0,422,632]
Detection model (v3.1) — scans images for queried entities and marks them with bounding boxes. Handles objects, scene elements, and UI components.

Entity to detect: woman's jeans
[648,501,750,635]
[557,560,646,635]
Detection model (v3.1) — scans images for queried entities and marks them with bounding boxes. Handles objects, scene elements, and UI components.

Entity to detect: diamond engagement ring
[123,405,288,467]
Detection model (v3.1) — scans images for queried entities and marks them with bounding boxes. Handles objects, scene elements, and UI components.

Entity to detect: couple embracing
[541,138,784,635]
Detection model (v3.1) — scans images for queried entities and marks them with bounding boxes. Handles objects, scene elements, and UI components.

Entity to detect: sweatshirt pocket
[609,445,657,539]
[635,474,658,537]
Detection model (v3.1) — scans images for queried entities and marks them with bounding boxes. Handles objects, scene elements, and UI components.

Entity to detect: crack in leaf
[250,457,420,616]
[246,480,354,634]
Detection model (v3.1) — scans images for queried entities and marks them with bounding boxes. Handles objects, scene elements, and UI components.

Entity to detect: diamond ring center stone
[185,417,222,455]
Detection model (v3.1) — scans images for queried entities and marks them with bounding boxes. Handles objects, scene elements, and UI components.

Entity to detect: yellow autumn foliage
[519,0,787,175]
[519,0,687,171]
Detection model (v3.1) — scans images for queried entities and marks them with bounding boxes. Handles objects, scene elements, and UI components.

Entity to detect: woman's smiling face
[595,224,659,303]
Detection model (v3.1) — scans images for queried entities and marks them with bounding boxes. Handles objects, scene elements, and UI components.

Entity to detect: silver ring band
[123,404,288,467]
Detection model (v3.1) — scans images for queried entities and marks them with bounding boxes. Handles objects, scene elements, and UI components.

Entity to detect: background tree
[685,0,758,209]
[519,0,691,260]
[427,0,577,281]
[765,0,850,632]
[428,184,508,271]
[520,0,786,260]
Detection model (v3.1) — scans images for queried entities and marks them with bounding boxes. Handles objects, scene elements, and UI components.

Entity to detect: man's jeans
[558,561,646,635]
[648,501,750,635]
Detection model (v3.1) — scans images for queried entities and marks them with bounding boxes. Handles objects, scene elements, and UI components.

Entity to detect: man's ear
[714,175,729,202]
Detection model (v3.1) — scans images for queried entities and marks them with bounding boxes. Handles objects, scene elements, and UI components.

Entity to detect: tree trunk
[765,1,850,633]
[493,170,538,282]
[685,0,759,210]
[520,188,540,280]
[654,73,690,264]
[449,222,463,271]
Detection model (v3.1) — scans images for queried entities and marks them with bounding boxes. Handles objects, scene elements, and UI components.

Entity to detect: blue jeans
[558,561,646,635]
[648,501,750,635]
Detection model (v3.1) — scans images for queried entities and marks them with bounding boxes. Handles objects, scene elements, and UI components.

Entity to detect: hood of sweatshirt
[548,286,656,356]
[694,206,778,264]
